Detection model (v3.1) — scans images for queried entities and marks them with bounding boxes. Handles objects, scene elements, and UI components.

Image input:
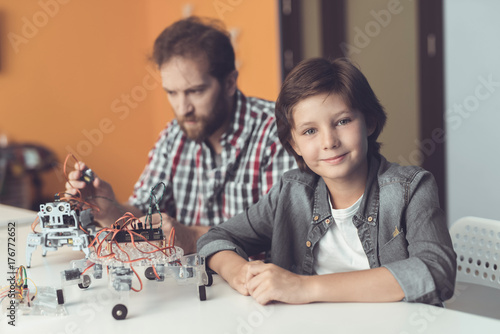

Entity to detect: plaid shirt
[129,90,297,226]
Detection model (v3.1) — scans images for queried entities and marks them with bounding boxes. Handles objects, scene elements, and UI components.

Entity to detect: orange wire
[59,193,100,213]
[129,265,143,292]
[81,263,95,276]
[168,227,176,247]
[79,225,90,234]
[91,229,118,260]
[113,241,143,292]
[125,228,177,257]
[86,212,180,293]
[31,154,99,236]
[152,266,161,280]
[31,216,40,233]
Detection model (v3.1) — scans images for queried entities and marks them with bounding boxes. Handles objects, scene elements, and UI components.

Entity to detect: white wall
[444,0,500,226]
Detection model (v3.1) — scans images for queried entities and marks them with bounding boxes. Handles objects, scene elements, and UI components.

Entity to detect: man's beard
[178,92,230,143]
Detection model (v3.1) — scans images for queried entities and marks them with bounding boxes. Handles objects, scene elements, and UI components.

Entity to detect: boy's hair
[275,57,387,172]
[152,16,235,82]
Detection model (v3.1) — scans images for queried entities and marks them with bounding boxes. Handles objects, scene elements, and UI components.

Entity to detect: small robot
[59,225,212,319]
[26,198,95,268]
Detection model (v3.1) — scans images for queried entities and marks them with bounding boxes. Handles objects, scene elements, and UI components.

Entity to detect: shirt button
[325,219,331,224]
[367,216,373,222]
[313,215,319,221]
[306,241,312,248]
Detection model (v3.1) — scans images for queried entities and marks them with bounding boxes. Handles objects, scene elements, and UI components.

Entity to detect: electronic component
[63,269,81,281]
[79,168,95,184]
[114,228,163,243]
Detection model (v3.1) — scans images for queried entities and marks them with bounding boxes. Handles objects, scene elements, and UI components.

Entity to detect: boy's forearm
[208,250,247,278]
[208,250,252,296]
[303,267,405,303]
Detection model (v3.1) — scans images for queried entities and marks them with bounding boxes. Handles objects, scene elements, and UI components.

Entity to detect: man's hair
[275,58,387,172]
[152,16,235,82]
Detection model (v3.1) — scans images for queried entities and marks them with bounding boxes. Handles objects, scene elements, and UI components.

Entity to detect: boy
[197,58,456,305]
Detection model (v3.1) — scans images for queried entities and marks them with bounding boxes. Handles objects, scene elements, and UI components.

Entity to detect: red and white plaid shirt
[129,91,297,226]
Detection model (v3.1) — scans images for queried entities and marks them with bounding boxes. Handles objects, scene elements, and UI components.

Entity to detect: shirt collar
[311,154,382,227]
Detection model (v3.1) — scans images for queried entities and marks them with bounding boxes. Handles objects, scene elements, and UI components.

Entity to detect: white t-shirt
[314,195,370,275]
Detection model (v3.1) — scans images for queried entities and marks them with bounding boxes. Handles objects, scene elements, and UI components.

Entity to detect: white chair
[446,216,500,319]
[450,216,500,289]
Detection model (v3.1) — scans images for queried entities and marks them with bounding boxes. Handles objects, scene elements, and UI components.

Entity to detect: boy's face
[160,55,235,142]
[290,93,374,186]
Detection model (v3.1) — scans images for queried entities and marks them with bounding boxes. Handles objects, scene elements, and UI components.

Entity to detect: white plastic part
[450,216,500,289]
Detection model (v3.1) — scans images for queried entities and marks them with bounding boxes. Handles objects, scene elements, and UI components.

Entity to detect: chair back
[450,216,500,290]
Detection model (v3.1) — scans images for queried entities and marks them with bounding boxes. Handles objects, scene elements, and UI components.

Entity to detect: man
[66,16,296,253]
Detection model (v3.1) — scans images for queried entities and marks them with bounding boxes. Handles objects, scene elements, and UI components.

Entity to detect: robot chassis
[61,231,213,320]
[25,199,212,320]
[25,200,95,268]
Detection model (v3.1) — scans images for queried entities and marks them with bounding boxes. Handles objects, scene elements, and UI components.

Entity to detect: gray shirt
[197,155,457,305]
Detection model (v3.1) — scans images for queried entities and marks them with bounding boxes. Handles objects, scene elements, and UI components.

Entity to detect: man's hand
[65,161,137,226]
[144,213,209,254]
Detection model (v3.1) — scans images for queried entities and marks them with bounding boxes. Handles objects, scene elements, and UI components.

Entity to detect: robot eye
[58,204,65,212]
[46,206,52,212]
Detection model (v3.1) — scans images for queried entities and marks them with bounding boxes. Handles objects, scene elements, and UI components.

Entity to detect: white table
[1,206,500,333]
[0,204,37,227]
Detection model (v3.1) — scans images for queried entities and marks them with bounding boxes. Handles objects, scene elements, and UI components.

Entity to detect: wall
[444,0,500,225]
[0,0,280,205]
[300,0,321,60]
[344,0,419,165]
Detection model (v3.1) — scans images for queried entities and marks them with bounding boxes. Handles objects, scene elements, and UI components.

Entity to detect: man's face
[160,55,230,142]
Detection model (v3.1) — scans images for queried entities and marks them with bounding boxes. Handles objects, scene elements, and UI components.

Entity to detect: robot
[26,198,95,268]
[59,225,212,320]
[26,173,211,319]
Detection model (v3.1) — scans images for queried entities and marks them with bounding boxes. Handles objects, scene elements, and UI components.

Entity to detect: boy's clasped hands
[213,251,311,305]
